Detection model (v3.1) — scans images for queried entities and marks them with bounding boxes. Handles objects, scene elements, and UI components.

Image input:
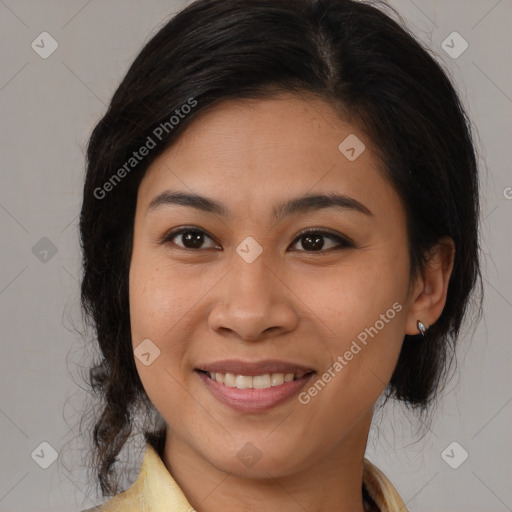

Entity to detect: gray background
[0,1,511,511]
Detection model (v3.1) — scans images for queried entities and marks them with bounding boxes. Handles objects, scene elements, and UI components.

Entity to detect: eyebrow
[147,189,373,220]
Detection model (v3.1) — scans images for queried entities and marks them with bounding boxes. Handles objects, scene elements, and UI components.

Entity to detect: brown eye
[162,228,219,250]
[161,227,354,253]
[290,229,354,252]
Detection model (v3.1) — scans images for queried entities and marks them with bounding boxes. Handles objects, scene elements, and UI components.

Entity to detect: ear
[405,236,455,335]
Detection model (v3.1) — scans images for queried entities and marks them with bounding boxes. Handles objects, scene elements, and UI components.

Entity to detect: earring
[417,320,428,337]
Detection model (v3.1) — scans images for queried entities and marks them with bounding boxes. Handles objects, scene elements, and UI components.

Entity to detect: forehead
[156,93,367,173]
[137,94,400,222]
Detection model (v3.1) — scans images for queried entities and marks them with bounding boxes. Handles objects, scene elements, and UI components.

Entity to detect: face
[129,94,416,478]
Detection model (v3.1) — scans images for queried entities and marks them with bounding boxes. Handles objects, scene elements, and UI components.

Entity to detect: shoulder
[79,485,143,512]
[363,458,408,512]
[80,504,113,512]
[79,496,136,512]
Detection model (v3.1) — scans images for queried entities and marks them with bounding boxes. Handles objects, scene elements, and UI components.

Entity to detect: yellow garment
[84,443,408,512]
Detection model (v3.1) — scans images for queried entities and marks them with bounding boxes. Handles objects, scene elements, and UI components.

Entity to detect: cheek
[129,248,179,374]
[128,253,196,415]
[297,247,409,399]
[129,249,196,340]
[296,291,407,436]
[129,248,223,378]
[297,246,409,336]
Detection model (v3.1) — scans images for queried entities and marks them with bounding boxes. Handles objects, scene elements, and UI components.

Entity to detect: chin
[200,435,310,479]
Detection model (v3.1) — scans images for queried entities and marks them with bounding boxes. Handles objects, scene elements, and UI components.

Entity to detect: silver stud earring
[417,320,428,337]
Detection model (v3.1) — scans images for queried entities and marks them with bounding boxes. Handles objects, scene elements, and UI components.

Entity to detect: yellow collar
[88,443,408,512]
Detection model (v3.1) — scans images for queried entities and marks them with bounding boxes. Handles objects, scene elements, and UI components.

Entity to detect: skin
[129,93,454,512]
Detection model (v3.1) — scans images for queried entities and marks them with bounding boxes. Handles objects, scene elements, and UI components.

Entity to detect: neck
[162,415,372,512]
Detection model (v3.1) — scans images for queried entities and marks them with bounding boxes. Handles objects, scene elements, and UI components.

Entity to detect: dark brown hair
[79,0,482,497]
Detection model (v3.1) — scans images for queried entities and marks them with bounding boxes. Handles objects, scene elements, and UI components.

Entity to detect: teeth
[223,373,237,387]
[235,375,252,389]
[270,373,284,386]
[208,372,306,389]
[253,374,271,389]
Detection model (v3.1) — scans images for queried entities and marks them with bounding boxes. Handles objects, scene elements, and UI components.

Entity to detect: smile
[204,371,310,389]
[195,361,315,412]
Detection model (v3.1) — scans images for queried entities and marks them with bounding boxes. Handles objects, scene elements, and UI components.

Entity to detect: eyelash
[159,226,355,253]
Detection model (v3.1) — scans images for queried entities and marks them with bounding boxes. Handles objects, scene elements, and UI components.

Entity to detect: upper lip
[196,359,315,376]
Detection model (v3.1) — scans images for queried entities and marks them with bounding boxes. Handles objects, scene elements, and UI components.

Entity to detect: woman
[79,0,481,510]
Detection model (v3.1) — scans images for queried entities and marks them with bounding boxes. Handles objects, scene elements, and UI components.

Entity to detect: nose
[207,255,299,343]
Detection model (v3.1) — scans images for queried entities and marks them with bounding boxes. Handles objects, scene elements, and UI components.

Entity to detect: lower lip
[196,371,315,412]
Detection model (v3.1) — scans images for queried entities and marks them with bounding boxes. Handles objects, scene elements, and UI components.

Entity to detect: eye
[161,227,220,250]
[289,228,354,252]
[160,227,354,252]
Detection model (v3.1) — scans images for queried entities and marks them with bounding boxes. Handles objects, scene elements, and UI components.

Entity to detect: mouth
[195,360,316,412]
[197,369,313,390]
